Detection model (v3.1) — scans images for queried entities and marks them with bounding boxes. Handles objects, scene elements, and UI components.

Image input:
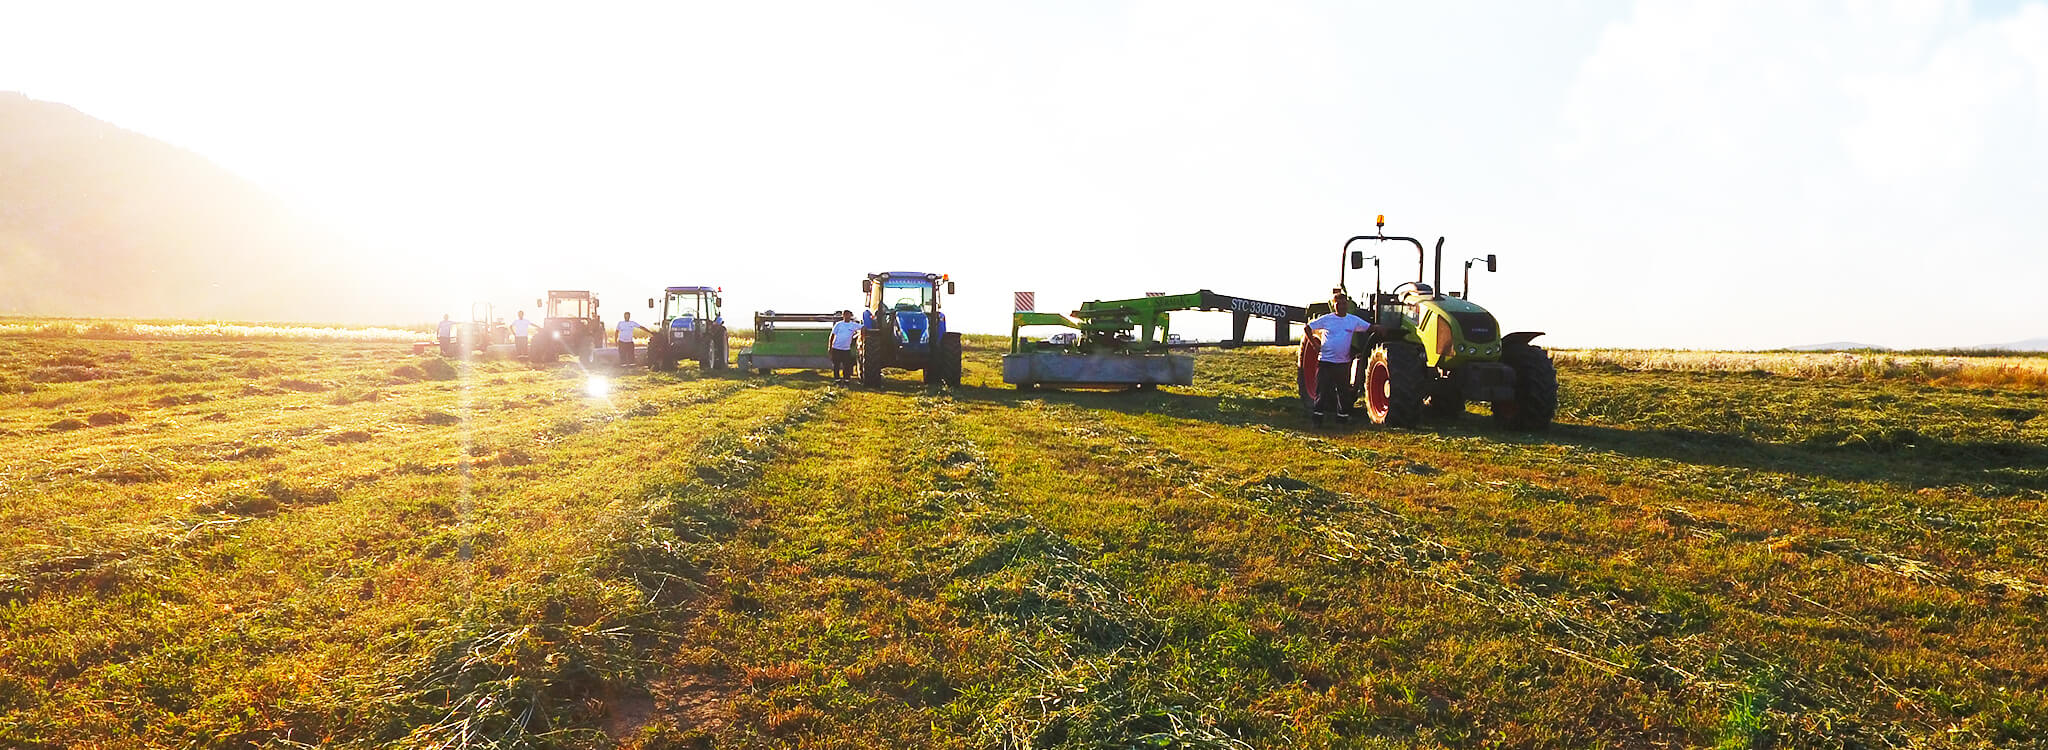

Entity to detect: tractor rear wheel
[1364,343,1426,428]
[1493,343,1558,430]
[711,333,729,371]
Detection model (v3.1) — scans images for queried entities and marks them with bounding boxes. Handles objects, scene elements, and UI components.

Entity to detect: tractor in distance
[645,286,730,371]
[858,271,962,387]
[455,302,512,356]
[1312,216,1556,430]
[533,290,603,364]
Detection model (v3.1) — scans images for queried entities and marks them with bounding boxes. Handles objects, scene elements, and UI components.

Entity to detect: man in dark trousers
[829,310,861,381]
[1304,293,1371,427]
[614,312,652,366]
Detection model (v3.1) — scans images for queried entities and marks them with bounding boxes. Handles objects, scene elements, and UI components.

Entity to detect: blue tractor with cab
[858,271,962,387]
[645,286,730,371]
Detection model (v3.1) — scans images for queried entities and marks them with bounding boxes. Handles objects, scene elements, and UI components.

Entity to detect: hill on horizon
[0,92,394,324]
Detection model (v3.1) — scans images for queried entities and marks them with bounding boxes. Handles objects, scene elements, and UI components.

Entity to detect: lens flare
[584,374,611,398]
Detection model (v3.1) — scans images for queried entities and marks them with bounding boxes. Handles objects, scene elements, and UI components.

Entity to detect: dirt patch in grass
[410,409,460,426]
[29,365,103,383]
[86,411,133,427]
[151,393,216,407]
[225,444,279,460]
[276,378,331,392]
[323,430,374,445]
[46,417,88,431]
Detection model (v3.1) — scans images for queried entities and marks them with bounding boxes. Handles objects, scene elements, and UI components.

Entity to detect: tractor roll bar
[1341,235,1426,294]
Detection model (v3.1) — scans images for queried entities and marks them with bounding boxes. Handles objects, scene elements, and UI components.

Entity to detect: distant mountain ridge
[0,91,373,323]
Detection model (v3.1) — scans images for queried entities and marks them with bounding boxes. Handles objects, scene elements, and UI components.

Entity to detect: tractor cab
[650,286,723,333]
[861,272,955,351]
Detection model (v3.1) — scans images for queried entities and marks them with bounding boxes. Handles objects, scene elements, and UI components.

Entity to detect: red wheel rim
[1366,358,1390,422]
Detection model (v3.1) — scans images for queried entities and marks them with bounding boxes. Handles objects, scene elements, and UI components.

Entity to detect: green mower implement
[1311,216,1556,430]
[735,311,837,374]
[857,272,962,387]
[646,286,730,372]
[1005,291,1304,390]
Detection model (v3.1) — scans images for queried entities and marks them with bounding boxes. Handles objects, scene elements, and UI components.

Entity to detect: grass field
[3,331,2045,748]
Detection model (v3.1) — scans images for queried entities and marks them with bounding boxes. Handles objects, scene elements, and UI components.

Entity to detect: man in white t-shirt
[1305,293,1372,426]
[829,310,863,381]
[615,312,652,366]
[509,310,533,360]
[436,314,457,357]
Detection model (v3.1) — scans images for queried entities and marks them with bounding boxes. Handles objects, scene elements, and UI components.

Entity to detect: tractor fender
[1502,331,1546,348]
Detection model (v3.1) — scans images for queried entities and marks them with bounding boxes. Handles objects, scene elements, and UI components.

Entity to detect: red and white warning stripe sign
[1014,292,1035,312]
[1145,292,1165,297]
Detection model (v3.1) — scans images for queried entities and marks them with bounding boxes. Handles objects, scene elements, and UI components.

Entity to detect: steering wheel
[896,298,918,309]
[1390,281,1422,296]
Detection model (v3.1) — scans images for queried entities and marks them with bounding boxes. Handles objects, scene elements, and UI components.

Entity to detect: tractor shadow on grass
[945,382,2048,496]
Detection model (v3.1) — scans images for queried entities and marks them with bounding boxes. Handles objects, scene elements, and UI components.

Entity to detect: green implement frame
[1004,290,1306,390]
[1009,290,1307,354]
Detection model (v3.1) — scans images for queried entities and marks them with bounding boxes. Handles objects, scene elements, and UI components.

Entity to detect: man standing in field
[829,310,861,381]
[510,310,532,360]
[1305,293,1371,427]
[615,312,652,367]
[437,314,457,357]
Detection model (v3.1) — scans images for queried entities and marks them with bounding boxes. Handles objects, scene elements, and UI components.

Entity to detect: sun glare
[584,374,611,399]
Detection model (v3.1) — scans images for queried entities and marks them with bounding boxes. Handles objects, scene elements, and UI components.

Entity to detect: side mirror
[947,281,956,295]
[1350,250,1364,270]
[1486,254,1497,273]
[646,298,655,309]
[862,279,873,294]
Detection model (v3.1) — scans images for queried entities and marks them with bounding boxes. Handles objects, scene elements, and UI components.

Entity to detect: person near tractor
[1304,293,1371,427]
[614,312,654,366]
[829,310,862,381]
[510,310,533,359]
[436,314,456,357]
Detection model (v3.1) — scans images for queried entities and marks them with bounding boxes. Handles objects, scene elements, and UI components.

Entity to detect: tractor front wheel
[1364,343,1426,428]
[940,333,963,386]
[649,337,673,372]
[858,338,884,387]
[1493,343,1558,430]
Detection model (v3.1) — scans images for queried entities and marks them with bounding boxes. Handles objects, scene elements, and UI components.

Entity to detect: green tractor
[1310,216,1556,430]
[858,271,963,387]
[645,286,730,372]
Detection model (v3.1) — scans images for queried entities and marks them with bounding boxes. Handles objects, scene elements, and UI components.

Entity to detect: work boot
[1311,411,1325,428]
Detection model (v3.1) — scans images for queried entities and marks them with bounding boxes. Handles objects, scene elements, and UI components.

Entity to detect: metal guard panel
[1000,352,1195,387]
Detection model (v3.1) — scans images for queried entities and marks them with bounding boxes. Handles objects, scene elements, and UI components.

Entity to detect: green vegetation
[3,332,2044,747]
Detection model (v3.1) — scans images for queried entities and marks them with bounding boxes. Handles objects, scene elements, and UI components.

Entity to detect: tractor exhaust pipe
[1432,237,1444,297]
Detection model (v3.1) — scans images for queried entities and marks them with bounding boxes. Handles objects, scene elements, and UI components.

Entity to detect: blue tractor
[858,271,962,387]
[645,286,729,371]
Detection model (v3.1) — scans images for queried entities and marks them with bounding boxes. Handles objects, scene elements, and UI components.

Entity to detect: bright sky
[4,0,2044,348]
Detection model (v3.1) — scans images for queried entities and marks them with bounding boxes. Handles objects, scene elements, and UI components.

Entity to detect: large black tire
[1493,344,1558,430]
[1364,343,1426,428]
[941,333,963,387]
[649,337,674,372]
[859,337,884,387]
[711,332,729,371]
